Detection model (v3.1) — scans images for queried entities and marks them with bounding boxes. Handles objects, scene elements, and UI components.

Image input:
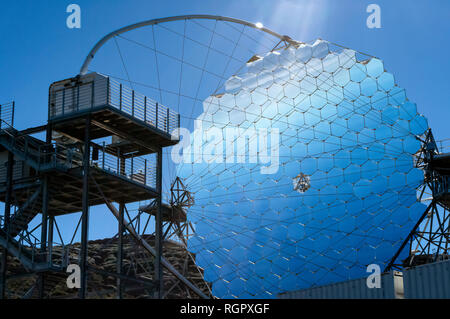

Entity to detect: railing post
[117,149,120,175]
[177,113,181,139]
[102,142,105,170]
[156,102,159,129]
[131,155,134,180]
[77,85,80,112]
[144,97,147,123]
[62,89,66,116]
[107,77,111,106]
[91,81,95,109]
[144,159,147,186]
[11,101,15,127]
[119,84,122,111]
[132,90,135,117]
[166,108,170,134]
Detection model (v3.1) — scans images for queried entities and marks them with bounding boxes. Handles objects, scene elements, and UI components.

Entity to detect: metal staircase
[8,187,42,238]
[0,228,48,272]
[0,120,56,273]
[0,125,76,173]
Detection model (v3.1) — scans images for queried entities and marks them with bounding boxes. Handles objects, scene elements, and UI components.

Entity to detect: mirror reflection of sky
[177,39,428,298]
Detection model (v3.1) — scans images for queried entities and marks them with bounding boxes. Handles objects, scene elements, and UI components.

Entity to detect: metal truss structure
[0,72,209,299]
[386,129,450,270]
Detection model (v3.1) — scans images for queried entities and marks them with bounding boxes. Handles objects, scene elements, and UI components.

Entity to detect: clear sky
[1,0,449,241]
[1,0,449,141]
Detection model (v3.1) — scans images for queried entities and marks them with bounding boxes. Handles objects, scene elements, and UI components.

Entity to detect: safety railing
[0,119,155,188]
[0,101,15,129]
[109,79,180,137]
[92,144,156,189]
[49,75,180,138]
[0,160,26,183]
[0,216,64,270]
[438,139,450,154]
[0,120,81,173]
[0,136,82,173]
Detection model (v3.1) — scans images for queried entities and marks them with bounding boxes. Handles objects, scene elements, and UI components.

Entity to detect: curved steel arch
[79,14,296,75]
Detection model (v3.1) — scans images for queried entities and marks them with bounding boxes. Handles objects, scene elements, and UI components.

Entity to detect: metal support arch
[79,14,297,76]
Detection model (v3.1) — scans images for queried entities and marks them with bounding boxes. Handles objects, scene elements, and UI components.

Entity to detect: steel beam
[91,119,158,153]
[155,148,163,298]
[38,176,49,298]
[385,201,434,272]
[117,201,124,299]
[0,152,13,299]
[48,216,54,264]
[79,116,91,299]
[37,123,53,298]
[18,124,47,136]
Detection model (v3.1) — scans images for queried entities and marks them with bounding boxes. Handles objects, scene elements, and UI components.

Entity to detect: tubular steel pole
[385,201,434,272]
[0,152,14,299]
[117,202,125,299]
[48,216,54,264]
[155,148,163,298]
[38,124,53,298]
[79,116,91,299]
[38,177,49,298]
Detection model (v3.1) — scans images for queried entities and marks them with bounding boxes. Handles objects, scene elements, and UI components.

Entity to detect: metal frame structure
[0,73,209,299]
[386,129,450,271]
[79,14,299,76]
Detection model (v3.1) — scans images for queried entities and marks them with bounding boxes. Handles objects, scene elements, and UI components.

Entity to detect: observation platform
[0,166,158,217]
[48,73,180,157]
[0,126,159,218]
[0,72,181,238]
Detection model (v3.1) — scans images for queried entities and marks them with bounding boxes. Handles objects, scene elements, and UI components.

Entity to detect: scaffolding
[0,73,208,299]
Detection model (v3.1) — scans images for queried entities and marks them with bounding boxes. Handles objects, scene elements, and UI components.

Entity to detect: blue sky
[1,0,449,242]
[1,0,449,141]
